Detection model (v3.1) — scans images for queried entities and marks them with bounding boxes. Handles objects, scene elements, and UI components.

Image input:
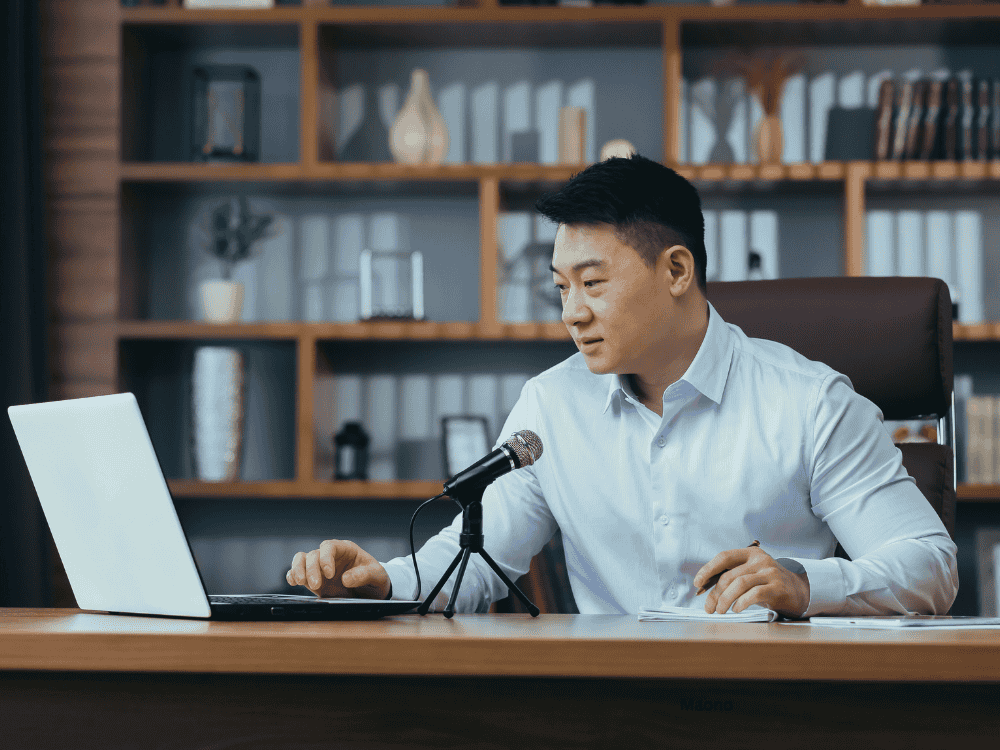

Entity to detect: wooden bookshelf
[44,0,1000,499]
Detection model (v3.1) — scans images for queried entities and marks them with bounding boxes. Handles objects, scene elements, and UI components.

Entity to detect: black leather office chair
[506,276,955,612]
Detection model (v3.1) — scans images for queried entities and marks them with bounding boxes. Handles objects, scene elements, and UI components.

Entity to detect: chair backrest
[706,276,953,420]
[707,276,955,541]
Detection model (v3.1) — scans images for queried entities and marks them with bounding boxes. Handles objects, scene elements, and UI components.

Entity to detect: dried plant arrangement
[715,51,806,116]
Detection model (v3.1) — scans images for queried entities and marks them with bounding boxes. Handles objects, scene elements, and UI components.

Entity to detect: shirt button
[668,585,677,598]
[660,515,670,525]
[657,437,666,447]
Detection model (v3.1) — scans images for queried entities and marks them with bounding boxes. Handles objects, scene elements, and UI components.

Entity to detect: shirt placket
[651,388,694,606]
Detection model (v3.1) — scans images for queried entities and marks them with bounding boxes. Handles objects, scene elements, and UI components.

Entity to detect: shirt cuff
[382,558,419,601]
[774,557,846,618]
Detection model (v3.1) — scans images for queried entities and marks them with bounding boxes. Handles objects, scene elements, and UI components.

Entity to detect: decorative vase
[200,279,244,323]
[755,114,784,164]
[389,69,448,165]
[191,346,244,482]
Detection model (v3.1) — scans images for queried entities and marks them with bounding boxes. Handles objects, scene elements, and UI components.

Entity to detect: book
[920,79,944,160]
[896,210,924,277]
[720,211,748,282]
[903,80,926,159]
[891,80,913,160]
[873,78,894,160]
[639,605,779,623]
[944,78,960,160]
[961,76,975,160]
[954,210,984,324]
[992,80,1000,160]
[966,396,998,485]
[865,210,895,276]
[977,79,991,160]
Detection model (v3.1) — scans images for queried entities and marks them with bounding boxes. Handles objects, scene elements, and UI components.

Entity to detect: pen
[695,540,760,596]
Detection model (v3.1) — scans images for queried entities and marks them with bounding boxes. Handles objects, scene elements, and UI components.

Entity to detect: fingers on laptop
[286,539,357,596]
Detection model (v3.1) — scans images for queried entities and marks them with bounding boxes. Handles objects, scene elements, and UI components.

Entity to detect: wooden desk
[2,608,999,749]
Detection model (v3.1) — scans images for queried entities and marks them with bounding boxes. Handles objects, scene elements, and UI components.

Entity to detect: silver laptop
[8,393,420,620]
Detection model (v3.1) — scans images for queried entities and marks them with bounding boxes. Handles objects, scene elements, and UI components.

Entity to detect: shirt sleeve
[775,372,958,618]
[382,379,558,613]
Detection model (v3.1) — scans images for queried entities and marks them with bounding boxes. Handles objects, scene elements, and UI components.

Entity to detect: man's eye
[584,280,602,288]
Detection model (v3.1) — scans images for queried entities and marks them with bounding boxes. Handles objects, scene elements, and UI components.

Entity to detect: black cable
[408,491,452,601]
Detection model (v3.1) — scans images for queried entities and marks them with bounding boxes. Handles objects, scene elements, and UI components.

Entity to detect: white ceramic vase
[200,279,244,323]
[191,346,244,482]
[389,69,448,165]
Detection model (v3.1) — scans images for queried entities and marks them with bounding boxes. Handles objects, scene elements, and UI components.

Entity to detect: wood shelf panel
[167,479,444,500]
[954,323,1000,342]
[958,485,1000,501]
[116,320,573,342]
[167,480,1000,501]
[116,320,1000,343]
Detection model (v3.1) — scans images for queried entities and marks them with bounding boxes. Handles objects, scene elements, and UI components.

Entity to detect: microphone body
[443,429,542,497]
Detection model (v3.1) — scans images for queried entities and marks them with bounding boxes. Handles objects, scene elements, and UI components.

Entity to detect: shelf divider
[300,16,320,169]
[663,17,681,166]
[844,161,868,277]
[297,332,317,484]
[479,176,502,336]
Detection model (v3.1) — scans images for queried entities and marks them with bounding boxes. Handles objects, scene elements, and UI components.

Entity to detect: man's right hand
[286,539,391,600]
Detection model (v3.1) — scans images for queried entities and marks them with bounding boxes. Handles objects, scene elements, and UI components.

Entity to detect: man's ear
[662,244,695,297]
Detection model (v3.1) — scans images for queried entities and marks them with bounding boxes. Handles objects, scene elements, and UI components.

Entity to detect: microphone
[443,429,543,497]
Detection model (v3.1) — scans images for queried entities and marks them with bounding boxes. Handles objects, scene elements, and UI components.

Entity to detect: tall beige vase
[389,69,448,165]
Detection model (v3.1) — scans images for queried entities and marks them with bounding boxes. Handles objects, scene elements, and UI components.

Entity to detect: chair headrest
[707,277,953,420]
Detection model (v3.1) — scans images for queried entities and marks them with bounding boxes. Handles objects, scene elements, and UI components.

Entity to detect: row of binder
[865,209,984,324]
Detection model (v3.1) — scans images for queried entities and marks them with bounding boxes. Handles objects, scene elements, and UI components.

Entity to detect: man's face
[550,223,677,376]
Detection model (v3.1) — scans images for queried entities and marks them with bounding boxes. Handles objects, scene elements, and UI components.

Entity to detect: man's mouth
[579,338,603,348]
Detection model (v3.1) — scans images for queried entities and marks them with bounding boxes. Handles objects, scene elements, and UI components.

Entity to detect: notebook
[639,605,779,623]
[8,393,421,620]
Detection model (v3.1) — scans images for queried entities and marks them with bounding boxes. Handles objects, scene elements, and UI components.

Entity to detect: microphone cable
[408,491,462,601]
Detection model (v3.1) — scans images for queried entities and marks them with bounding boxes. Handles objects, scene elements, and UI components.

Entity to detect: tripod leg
[416,548,465,616]
[443,547,473,619]
[478,548,540,617]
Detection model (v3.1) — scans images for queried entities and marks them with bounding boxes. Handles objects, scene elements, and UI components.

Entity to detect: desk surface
[2,608,1000,682]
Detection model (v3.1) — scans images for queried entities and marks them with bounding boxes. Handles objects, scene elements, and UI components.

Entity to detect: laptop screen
[8,393,213,618]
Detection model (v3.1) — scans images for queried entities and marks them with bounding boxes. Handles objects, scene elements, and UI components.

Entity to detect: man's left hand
[693,546,810,619]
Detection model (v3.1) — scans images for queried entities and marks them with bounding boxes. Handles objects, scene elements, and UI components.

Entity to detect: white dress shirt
[383,300,959,616]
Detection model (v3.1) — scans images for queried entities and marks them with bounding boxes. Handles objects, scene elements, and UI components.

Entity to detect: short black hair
[534,154,706,295]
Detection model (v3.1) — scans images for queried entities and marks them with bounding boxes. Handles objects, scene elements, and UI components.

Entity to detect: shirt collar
[602,300,734,413]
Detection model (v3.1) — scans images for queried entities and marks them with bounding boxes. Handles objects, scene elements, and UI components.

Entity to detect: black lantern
[191,65,261,163]
[333,422,370,481]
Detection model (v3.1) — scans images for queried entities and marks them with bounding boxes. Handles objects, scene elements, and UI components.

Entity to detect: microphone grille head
[506,429,543,468]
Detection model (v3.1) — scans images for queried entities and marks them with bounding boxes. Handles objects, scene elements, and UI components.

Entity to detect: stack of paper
[638,605,779,623]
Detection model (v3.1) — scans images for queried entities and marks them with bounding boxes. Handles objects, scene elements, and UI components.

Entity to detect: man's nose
[561,288,591,326]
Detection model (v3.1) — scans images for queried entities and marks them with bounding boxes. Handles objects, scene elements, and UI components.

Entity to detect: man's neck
[627,300,709,418]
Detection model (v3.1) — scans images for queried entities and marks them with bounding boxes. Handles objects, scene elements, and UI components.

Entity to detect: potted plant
[199,196,274,323]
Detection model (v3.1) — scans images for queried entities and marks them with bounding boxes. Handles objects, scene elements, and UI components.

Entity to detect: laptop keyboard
[209,594,325,605]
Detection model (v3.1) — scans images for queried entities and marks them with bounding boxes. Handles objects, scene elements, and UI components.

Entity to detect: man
[286,154,958,618]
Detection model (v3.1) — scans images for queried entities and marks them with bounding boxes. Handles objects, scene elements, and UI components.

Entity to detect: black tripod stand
[417,483,539,618]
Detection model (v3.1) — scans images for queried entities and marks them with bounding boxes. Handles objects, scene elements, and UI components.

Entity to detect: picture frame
[975,527,1000,616]
[441,416,490,479]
